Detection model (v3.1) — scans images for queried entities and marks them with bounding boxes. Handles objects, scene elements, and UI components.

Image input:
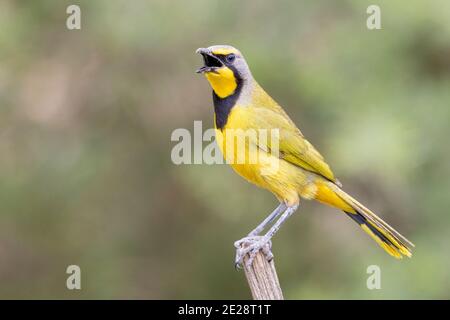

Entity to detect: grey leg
[235,204,299,268]
[261,204,298,241]
[248,203,287,236]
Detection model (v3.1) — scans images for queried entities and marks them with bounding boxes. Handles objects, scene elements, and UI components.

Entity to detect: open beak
[196,48,223,74]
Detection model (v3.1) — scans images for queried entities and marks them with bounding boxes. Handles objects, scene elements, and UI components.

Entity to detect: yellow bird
[196,45,413,267]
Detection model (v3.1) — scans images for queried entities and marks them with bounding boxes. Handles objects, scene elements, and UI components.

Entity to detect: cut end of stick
[242,249,284,300]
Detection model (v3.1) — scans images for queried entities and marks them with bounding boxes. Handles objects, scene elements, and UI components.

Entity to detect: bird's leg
[248,203,287,237]
[233,203,285,269]
[234,204,298,268]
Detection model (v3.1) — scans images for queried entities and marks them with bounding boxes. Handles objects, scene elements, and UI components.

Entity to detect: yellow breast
[215,106,264,184]
[214,106,311,205]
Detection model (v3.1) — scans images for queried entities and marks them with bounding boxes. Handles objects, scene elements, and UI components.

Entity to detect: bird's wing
[235,106,338,184]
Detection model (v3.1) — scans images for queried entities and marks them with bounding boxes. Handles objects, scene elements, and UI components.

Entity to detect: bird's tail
[314,181,414,258]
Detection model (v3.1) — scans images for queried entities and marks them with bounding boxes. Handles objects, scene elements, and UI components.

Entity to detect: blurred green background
[0,0,449,299]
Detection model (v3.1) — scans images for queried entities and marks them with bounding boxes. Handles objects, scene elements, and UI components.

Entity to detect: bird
[195,45,413,267]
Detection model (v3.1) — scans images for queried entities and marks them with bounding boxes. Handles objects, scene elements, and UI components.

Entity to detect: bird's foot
[234,236,273,269]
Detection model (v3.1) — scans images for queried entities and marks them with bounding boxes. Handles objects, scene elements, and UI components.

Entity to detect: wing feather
[231,105,338,184]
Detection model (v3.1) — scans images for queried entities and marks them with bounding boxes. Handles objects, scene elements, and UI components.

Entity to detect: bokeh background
[1,0,449,299]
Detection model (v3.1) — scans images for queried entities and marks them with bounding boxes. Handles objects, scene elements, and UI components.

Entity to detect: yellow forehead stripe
[210,48,239,55]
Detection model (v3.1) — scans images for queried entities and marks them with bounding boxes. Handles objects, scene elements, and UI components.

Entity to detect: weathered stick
[242,250,284,300]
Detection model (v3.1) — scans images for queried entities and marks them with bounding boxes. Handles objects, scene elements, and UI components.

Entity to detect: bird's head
[196,45,251,98]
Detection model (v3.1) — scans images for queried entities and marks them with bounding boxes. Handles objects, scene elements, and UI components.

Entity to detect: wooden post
[242,250,284,300]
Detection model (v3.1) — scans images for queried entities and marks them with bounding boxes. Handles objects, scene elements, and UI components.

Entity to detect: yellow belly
[214,106,317,205]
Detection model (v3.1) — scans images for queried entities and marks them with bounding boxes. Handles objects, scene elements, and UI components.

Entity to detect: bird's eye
[226,54,236,63]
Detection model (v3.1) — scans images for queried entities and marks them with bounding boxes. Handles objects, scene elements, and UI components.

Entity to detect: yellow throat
[205,67,237,98]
